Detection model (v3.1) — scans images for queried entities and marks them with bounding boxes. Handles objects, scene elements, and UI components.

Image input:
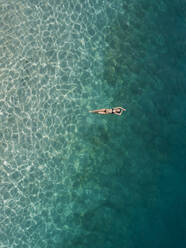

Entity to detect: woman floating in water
[89,107,126,116]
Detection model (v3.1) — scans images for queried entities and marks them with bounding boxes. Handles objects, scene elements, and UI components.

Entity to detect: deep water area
[0,0,185,247]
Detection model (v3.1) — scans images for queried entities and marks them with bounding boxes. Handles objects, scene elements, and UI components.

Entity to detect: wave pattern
[0,0,125,247]
[0,0,186,247]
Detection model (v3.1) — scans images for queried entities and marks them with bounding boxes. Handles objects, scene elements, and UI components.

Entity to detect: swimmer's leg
[89,108,106,113]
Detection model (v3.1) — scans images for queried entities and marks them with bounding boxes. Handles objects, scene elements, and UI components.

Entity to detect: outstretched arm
[114,107,126,111]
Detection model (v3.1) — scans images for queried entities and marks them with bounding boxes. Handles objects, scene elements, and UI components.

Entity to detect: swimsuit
[112,108,121,114]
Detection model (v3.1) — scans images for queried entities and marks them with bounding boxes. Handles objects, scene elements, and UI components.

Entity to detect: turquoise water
[0,0,186,247]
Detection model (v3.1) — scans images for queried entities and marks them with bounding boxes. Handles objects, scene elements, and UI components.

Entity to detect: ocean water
[0,0,186,247]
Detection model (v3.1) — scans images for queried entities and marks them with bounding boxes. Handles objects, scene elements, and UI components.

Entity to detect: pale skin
[89,107,126,116]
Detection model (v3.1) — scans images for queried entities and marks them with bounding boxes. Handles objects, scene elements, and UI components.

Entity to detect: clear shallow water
[0,0,186,247]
